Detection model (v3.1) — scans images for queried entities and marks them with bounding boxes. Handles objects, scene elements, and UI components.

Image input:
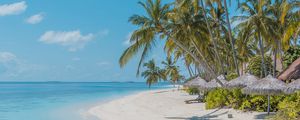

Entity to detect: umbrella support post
[267,95,270,115]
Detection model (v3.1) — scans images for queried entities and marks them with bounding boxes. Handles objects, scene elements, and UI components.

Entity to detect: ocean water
[0,82,169,120]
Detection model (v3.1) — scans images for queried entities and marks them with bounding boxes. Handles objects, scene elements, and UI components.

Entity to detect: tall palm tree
[141,59,166,88]
[235,0,274,77]
[168,0,226,85]
[223,0,240,76]
[199,0,225,75]
[120,0,225,86]
[268,0,300,75]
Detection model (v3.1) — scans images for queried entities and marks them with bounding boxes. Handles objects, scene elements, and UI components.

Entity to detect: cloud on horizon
[39,30,95,52]
[0,52,17,63]
[0,52,43,79]
[26,13,44,24]
[0,1,27,16]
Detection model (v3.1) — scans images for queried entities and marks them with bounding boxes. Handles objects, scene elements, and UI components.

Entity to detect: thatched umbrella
[205,75,228,90]
[226,73,258,88]
[242,75,289,115]
[183,76,208,90]
[282,79,298,95]
[288,79,300,90]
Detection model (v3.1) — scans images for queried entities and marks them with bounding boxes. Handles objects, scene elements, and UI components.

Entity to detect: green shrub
[186,87,199,95]
[227,88,245,109]
[204,88,284,113]
[273,92,300,120]
[240,99,252,110]
[250,95,268,112]
[205,88,230,109]
[238,95,284,112]
[246,55,273,78]
[283,46,300,69]
[204,88,292,114]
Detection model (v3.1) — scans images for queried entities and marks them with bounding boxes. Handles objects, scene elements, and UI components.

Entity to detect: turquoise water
[0,82,169,120]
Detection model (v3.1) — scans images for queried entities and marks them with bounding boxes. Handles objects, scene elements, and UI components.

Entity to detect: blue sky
[0,0,238,82]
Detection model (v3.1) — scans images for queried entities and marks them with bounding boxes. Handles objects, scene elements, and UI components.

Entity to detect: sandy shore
[88,89,268,120]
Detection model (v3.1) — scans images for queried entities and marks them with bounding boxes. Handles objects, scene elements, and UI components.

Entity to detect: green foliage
[141,59,166,88]
[239,95,284,112]
[272,92,300,120]
[246,55,273,78]
[226,88,245,109]
[185,87,199,95]
[205,88,285,112]
[162,57,184,85]
[226,72,239,81]
[205,88,246,109]
[248,95,268,112]
[205,88,230,109]
[283,46,300,69]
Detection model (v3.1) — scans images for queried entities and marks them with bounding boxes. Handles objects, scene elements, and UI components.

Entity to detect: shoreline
[87,88,268,120]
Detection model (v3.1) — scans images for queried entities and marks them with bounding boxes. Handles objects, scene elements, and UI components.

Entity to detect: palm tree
[141,59,166,88]
[268,0,300,76]
[223,0,240,76]
[235,0,274,77]
[120,0,225,86]
[199,0,225,75]
[119,0,170,75]
[162,57,184,87]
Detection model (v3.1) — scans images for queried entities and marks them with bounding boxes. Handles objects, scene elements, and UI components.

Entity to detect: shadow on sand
[254,113,275,119]
[165,108,274,120]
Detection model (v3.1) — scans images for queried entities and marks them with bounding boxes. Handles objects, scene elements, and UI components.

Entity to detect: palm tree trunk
[258,33,268,76]
[279,41,284,69]
[190,40,225,86]
[185,63,193,77]
[173,38,224,86]
[273,40,278,77]
[200,0,225,75]
[160,28,225,86]
[223,0,240,76]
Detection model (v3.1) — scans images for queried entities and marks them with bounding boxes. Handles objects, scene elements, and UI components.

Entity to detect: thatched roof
[226,73,258,88]
[278,57,300,81]
[288,79,300,90]
[205,75,228,90]
[183,76,207,88]
[242,75,290,95]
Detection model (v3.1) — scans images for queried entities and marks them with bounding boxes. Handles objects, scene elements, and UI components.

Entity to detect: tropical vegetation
[120,0,300,118]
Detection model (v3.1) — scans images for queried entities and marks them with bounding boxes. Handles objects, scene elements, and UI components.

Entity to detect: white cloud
[39,30,95,52]
[0,52,43,78]
[26,13,44,24]
[0,52,17,63]
[123,32,133,46]
[0,1,27,16]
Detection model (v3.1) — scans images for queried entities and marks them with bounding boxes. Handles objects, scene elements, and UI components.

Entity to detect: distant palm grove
[119,0,299,86]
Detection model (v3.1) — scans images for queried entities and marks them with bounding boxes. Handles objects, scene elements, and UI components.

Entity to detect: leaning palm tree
[120,0,226,86]
[119,0,171,76]
[141,59,166,88]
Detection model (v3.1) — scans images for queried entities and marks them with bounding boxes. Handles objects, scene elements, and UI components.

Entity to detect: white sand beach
[88,89,269,120]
